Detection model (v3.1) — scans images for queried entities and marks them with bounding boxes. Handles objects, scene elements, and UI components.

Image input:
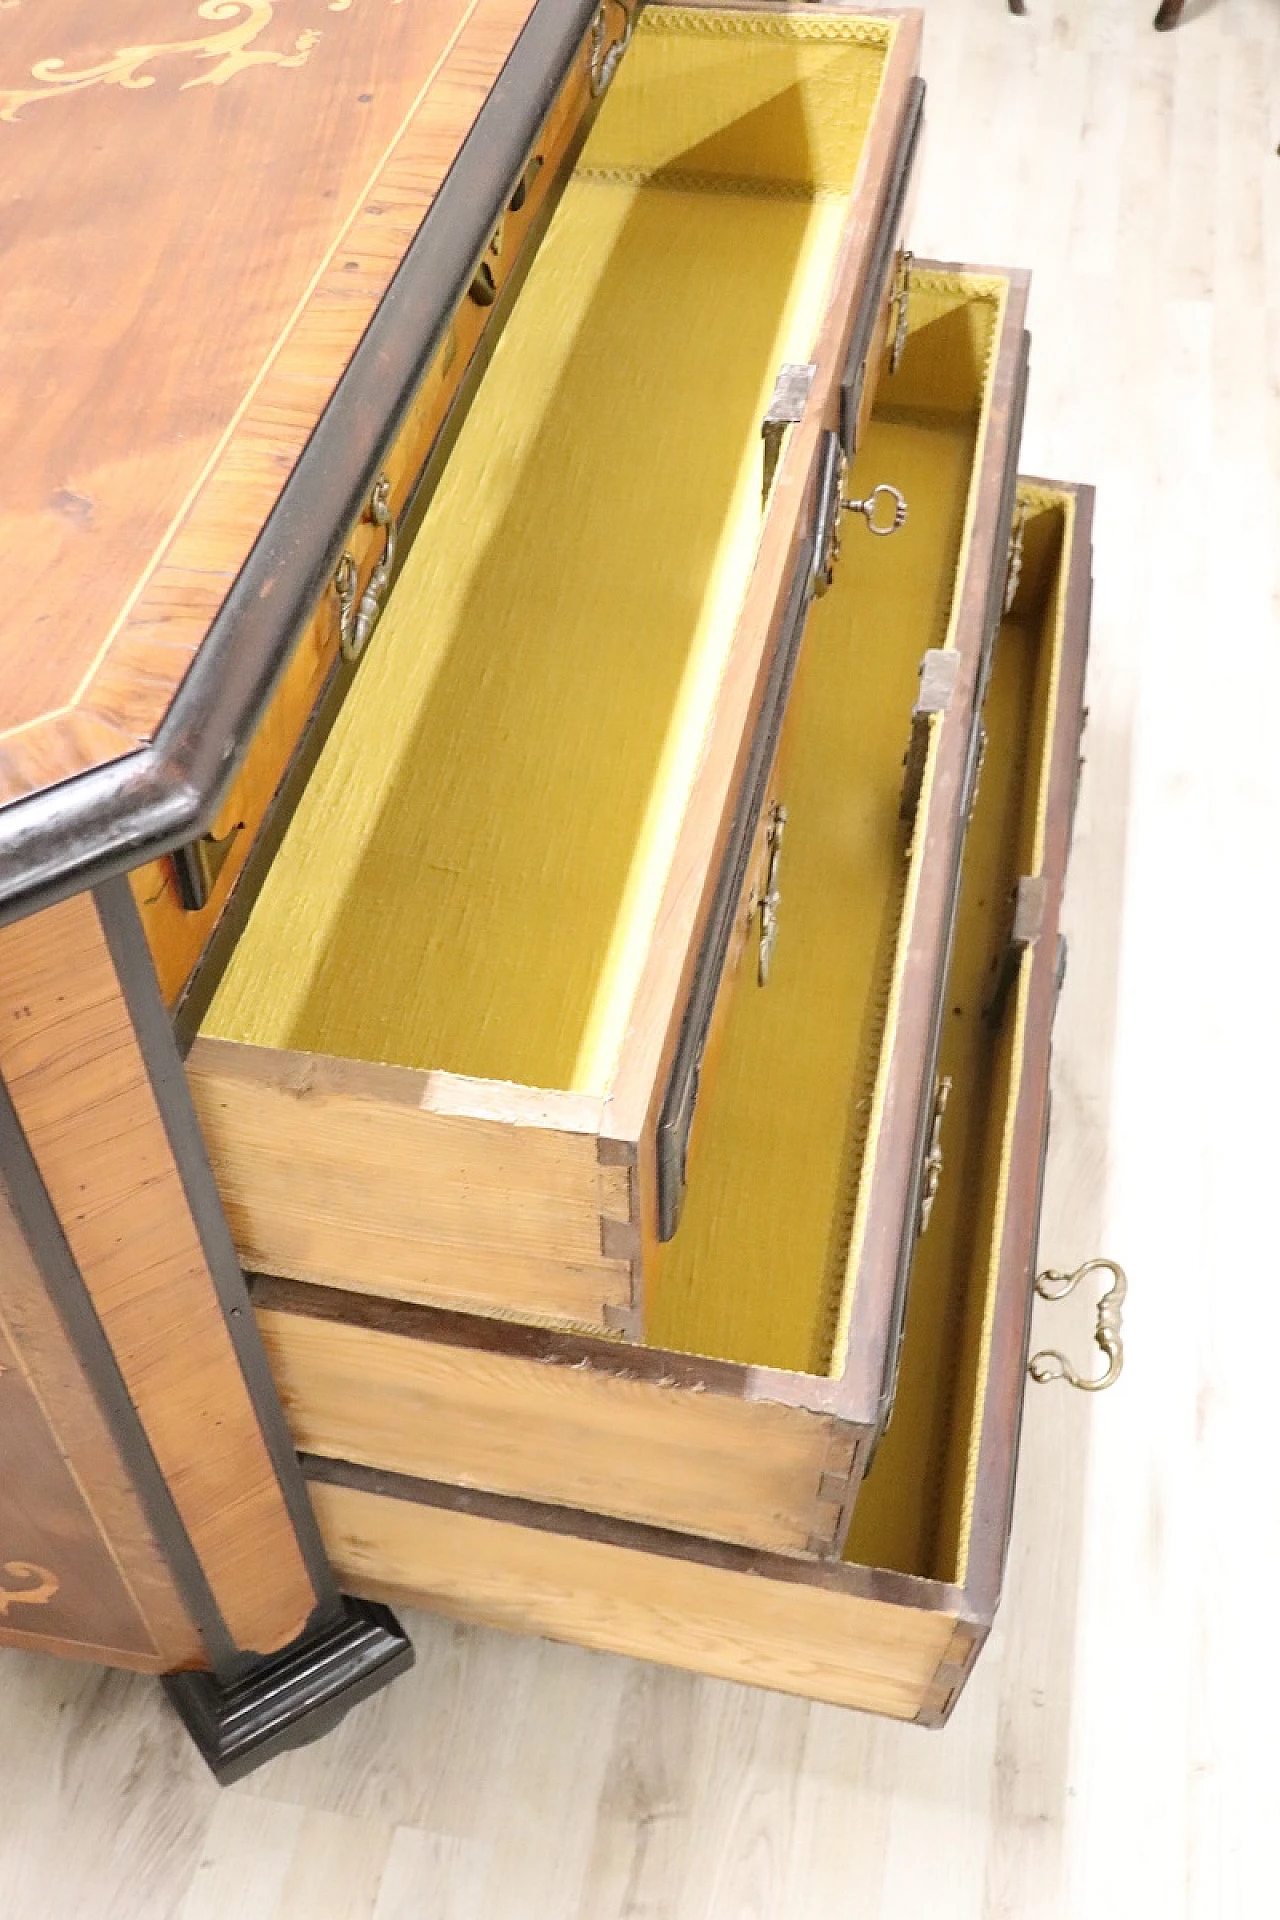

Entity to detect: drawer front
[253,1277,848,1558]
[653,75,928,1245]
[839,75,926,458]
[187,9,930,1338]
[257,478,1096,1578]
[132,3,617,1012]
[654,478,814,1240]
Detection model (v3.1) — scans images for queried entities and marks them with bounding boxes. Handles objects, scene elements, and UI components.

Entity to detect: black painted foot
[1153,0,1185,27]
[163,1597,413,1785]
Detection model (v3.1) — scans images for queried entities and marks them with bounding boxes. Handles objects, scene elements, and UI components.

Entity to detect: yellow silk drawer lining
[204,128,854,1090]
[639,9,895,48]
[583,8,892,195]
[649,275,1011,1390]
[844,490,1073,1587]
[647,404,983,1376]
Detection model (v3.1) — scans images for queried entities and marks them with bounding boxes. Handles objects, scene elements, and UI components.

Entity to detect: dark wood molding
[163,1597,413,1785]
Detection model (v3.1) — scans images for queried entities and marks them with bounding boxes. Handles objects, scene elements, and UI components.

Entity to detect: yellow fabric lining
[950,488,1074,1586]
[824,276,1008,1381]
[581,9,894,194]
[203,13,886,1090]
[648,276,1006,1377]
[646,406,982,1373]
[843,488,1073,1585]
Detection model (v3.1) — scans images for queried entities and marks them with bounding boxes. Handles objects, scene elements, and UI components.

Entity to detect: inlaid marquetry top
[0,0,585,910]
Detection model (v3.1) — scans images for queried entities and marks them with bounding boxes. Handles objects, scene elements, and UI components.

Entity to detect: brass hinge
[761,362,816,504]
[917,1074,952,1235]
[756,802,788,985]
[984,873,1047,1025]
[967,724,989,824]
[1004,499,1028,613]
[889,248,914,374]
[900,649,960,823]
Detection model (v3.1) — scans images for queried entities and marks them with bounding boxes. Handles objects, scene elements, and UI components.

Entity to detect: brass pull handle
[589,0,634,96]
[335,475,396,664]
[917,1075,951,1234]
[843,483,908,538]
[1030,1258,1127,1392]
[757,803,787,985]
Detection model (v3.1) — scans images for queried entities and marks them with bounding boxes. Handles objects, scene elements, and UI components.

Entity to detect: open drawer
[251,474,1092,1570]
[185,6,933,1338]
[291,482,1102,1723]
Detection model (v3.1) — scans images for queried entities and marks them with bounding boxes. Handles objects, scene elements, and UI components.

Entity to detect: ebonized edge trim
[163,1597,413,1785]
[655,519,817,1242]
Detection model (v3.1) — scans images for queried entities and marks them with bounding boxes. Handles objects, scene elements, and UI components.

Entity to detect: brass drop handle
[335,475,396,664]
[757,803,787,985]
[843,483,908,538]
[589,0,634,96]
[1030,1258,1127,1392]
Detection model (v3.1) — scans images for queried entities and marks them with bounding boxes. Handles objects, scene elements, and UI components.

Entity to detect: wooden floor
[3,0,1278,1911]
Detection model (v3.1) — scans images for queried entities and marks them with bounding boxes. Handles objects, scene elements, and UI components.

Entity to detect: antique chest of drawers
[0,0,1119,1773]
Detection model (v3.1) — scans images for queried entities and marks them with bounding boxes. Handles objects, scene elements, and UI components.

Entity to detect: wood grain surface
[188,1041,635,1325]
[0,0,539,806]
[254,1278,840,1554]
[0,1173,202,1671]
[0,894,317,1655]
[310,1479,959,1721]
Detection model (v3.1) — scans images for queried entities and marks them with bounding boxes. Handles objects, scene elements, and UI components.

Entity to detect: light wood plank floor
[3,1,1278,1911]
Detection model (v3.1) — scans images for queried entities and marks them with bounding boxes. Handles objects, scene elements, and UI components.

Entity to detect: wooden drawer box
[185,238,1025,1355]
[292,481,1096,1725]
[186,6,928,1340]
[252,476,1092,1566]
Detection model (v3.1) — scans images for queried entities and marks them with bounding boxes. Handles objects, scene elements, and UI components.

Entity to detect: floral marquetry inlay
[0,1560,59,1614]
[0,0,403,122]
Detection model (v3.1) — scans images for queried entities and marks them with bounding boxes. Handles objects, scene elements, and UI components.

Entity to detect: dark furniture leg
[163,1598,414,1785]
[1153,0,1186,26]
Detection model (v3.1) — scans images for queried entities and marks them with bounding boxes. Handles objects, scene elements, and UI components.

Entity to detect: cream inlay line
[62,0,507,710]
